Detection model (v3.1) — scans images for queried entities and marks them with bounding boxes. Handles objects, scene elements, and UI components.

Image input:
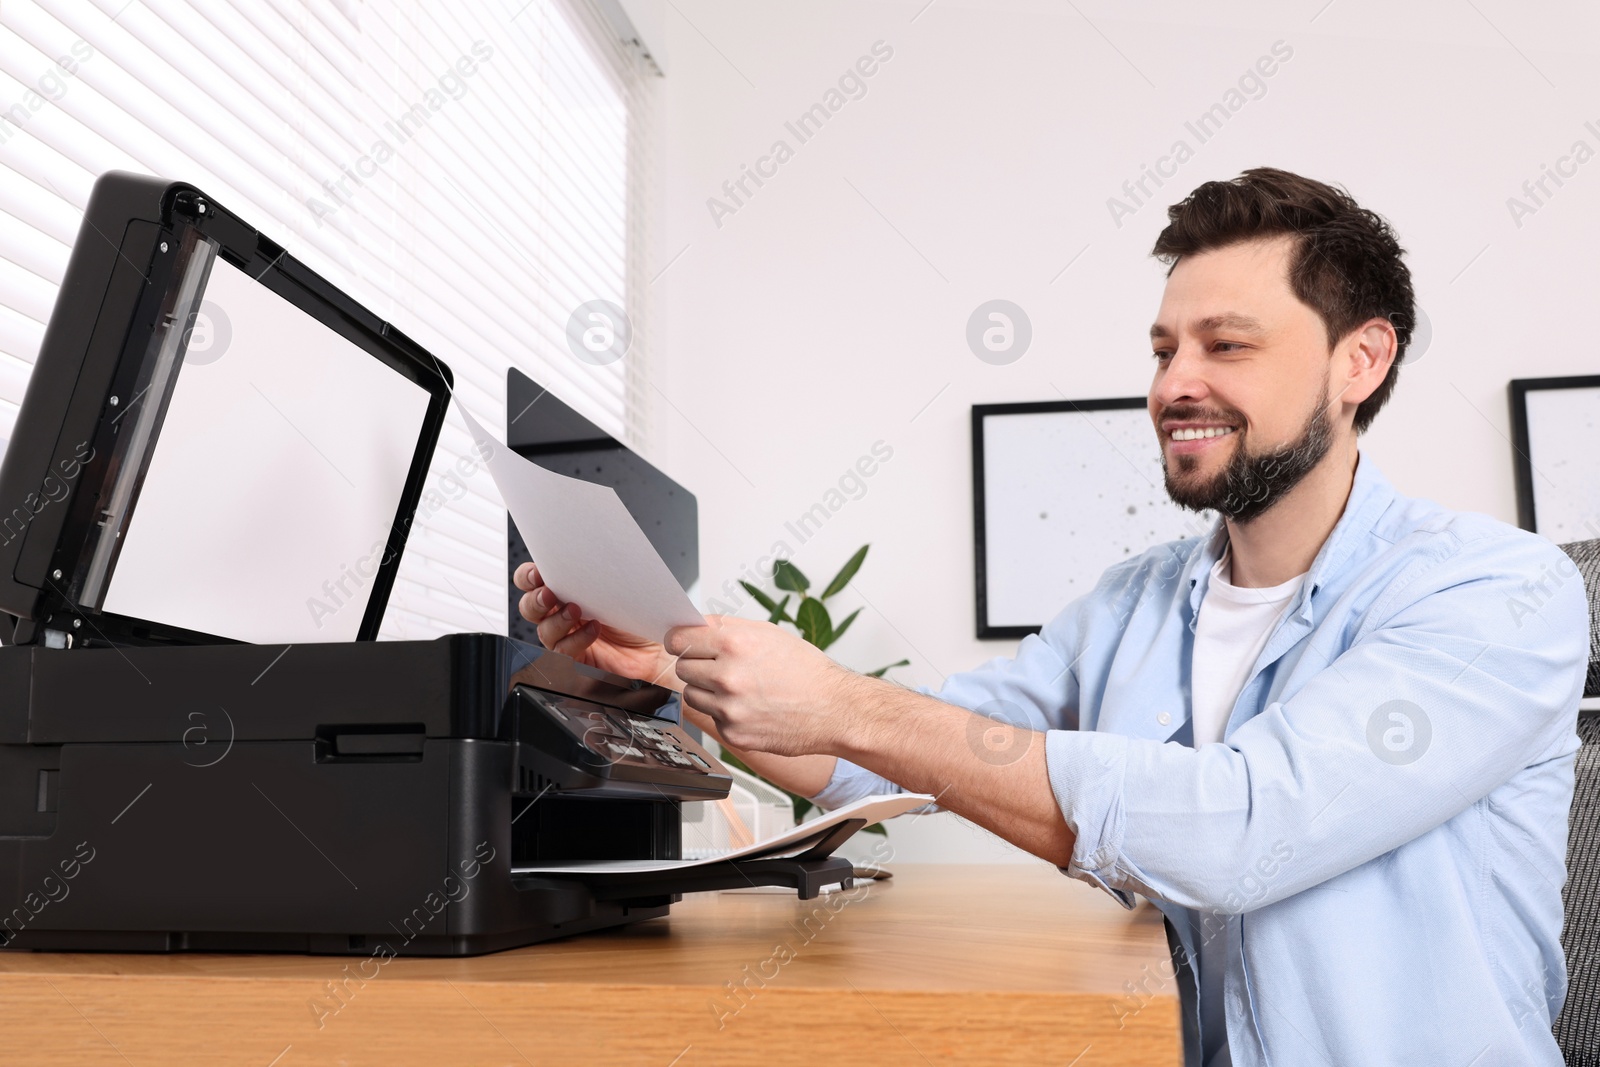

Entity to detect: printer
[0,171,858,956]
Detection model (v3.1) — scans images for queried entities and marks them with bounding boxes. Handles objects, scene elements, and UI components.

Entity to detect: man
[514,168,1589,1066]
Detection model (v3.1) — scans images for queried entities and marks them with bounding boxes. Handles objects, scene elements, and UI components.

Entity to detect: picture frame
[1508,374,1600,542]
[972,397,1216,640]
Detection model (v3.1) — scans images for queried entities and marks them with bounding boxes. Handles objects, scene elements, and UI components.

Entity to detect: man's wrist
[821,668,897,761]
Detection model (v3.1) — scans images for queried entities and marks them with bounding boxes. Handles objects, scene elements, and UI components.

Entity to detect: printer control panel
[540,692,712,771]
[512,685,732,800]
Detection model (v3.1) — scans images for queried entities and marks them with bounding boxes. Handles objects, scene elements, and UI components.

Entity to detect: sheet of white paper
[457,402,705,643]
[513,792,934,875]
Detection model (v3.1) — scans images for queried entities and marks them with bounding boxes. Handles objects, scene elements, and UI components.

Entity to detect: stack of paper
[512,792,933,875]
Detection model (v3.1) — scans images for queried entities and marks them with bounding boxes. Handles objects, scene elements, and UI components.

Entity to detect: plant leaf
[793,796,815,822]
[772,559,809,593]
[768,594,793,625]
[739,580,781,614]
[818,607,860,650]
[820,544,869,600]
[865,658,910,678]
[795,596,832,647]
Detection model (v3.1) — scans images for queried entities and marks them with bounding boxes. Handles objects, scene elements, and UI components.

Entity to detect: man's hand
[664,614,1077,866]
[513,562,677,686]
[515,566,840,797]
[664,615,860,757]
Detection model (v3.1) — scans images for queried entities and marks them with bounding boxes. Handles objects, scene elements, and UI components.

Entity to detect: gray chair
[1555,537,1600,1064]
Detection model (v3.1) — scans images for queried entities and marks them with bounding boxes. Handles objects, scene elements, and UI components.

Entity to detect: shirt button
[1158,712,1172,726]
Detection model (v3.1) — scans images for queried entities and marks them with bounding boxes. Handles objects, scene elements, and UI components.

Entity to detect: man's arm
[830,672,1075,865]
[666,617,1077,867]
[668,532,1590,909]
[519,557,1089,864]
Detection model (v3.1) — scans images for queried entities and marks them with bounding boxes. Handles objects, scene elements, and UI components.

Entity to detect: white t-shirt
[1192,540,1307,1067]
[1190,542,1307,746]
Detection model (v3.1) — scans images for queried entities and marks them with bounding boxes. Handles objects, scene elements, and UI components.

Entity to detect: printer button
[586,713,625,737]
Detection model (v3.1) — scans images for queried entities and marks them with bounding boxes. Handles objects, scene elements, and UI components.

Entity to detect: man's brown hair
[1150,167,1415,435]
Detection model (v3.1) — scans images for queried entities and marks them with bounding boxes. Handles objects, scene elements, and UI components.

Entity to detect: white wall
[641,0,1600,862]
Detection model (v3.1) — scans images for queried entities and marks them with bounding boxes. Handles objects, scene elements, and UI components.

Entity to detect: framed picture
[972,398,1217,639]
[1509,375,1600,542]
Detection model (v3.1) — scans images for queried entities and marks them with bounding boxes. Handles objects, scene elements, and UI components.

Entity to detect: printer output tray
[0,633,855,956]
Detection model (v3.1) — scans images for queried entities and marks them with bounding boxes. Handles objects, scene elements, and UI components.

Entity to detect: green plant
[727,544,910,828]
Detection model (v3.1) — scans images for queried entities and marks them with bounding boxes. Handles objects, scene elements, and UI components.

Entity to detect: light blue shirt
[814,450,1590,1066]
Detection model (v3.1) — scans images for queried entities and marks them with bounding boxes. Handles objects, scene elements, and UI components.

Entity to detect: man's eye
[1152,350,1171,361]
[1214,342,1244,352]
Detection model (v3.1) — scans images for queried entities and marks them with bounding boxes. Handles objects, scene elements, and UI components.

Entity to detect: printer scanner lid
[0,171,453,647]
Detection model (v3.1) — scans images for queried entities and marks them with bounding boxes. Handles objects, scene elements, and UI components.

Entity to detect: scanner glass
[95,251,432,643]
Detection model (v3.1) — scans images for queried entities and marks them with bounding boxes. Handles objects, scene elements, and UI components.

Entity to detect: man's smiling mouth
[1169,427,1237,441]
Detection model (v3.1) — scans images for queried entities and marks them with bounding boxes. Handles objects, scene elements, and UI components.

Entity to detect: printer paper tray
[514,792,928,878]
[535,855,858,902]
[519,816,869,901]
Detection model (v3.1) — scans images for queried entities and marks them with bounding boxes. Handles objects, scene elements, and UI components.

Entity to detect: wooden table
[0,863,1181,1066]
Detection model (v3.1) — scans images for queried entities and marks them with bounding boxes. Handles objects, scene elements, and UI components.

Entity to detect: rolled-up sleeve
[1045,728,1138,907]
[810,755,911,810]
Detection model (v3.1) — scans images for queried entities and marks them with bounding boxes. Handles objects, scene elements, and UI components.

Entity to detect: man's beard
[1162,379,1336,524]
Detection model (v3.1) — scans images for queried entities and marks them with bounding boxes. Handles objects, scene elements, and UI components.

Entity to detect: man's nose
[1152,343,1209,406]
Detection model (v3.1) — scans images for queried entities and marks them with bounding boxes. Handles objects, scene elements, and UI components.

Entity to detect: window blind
[0,0,655,639]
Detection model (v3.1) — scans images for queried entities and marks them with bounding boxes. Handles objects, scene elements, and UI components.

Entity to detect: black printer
[0,171,857,956]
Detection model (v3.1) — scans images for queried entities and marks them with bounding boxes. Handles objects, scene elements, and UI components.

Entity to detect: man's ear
[1340,318,1398,406]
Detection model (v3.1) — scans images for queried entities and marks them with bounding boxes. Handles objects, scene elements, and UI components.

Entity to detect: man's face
[1147,235,1340,524]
